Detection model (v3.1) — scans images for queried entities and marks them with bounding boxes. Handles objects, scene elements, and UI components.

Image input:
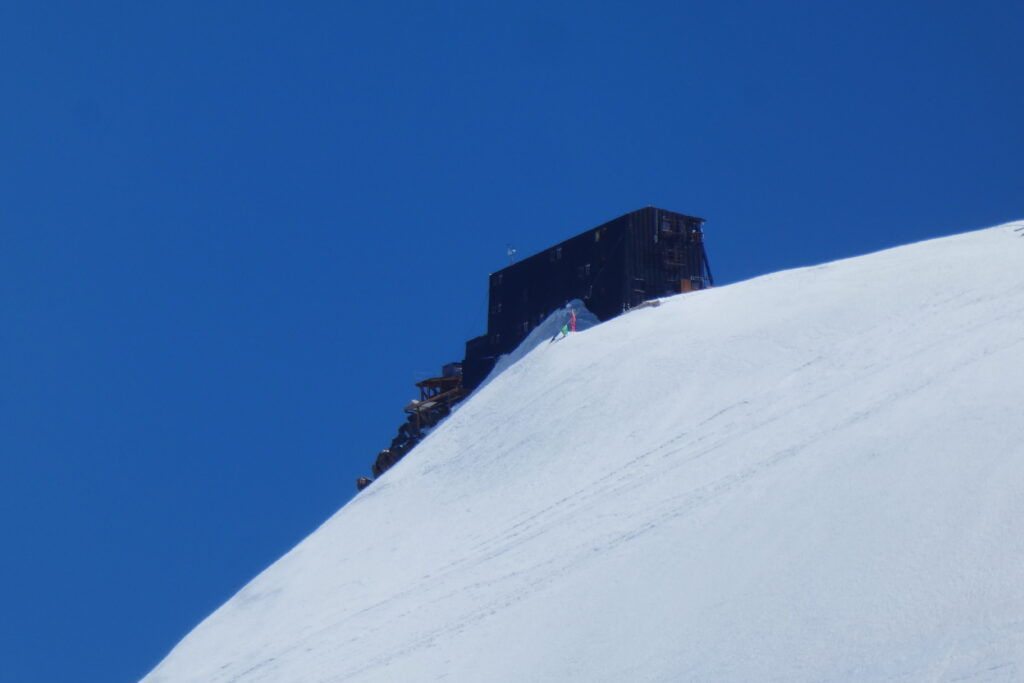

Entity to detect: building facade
[463,206,713,389]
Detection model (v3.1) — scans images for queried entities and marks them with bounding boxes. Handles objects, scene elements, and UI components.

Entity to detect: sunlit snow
[144,222,1024,683]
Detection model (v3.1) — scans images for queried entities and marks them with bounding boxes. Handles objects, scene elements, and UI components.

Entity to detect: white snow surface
[145,223,1024,683]
[476,298,599,393]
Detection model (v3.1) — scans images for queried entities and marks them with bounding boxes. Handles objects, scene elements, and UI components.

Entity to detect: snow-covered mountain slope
[144,223,1024,683]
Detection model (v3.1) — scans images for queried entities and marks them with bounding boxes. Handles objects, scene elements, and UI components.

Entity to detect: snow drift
[475,298,599,393]
[144,222,1024,682]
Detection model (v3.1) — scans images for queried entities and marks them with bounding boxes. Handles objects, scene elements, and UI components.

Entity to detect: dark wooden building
[358,206,714,488]
[463,206,713,388]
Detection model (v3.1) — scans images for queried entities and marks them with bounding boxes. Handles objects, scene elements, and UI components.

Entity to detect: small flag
[560,323,569,338]
[570,309,577,332]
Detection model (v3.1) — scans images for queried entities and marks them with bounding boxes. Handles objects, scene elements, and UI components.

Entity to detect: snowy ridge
[475,298,599,393]
[144,222,1024,682]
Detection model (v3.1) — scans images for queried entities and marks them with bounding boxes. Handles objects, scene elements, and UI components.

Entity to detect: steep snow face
[476,298,600,393]
[144,223,1024,683]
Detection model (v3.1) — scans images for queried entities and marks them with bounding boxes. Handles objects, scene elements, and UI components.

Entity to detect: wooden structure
[368,363,469,480]
[405,375,467,432]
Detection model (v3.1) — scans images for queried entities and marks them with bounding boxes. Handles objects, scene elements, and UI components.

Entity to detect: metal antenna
[506,244,517,264]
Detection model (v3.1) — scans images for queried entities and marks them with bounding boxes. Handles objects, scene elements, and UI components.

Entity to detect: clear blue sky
[1,2,1020,681]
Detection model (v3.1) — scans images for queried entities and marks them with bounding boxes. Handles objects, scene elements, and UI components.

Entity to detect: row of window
[492,235,609,286]
[490,264,592,317]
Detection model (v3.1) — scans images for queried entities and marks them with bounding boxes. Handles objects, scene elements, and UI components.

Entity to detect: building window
[556,247,562,260]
